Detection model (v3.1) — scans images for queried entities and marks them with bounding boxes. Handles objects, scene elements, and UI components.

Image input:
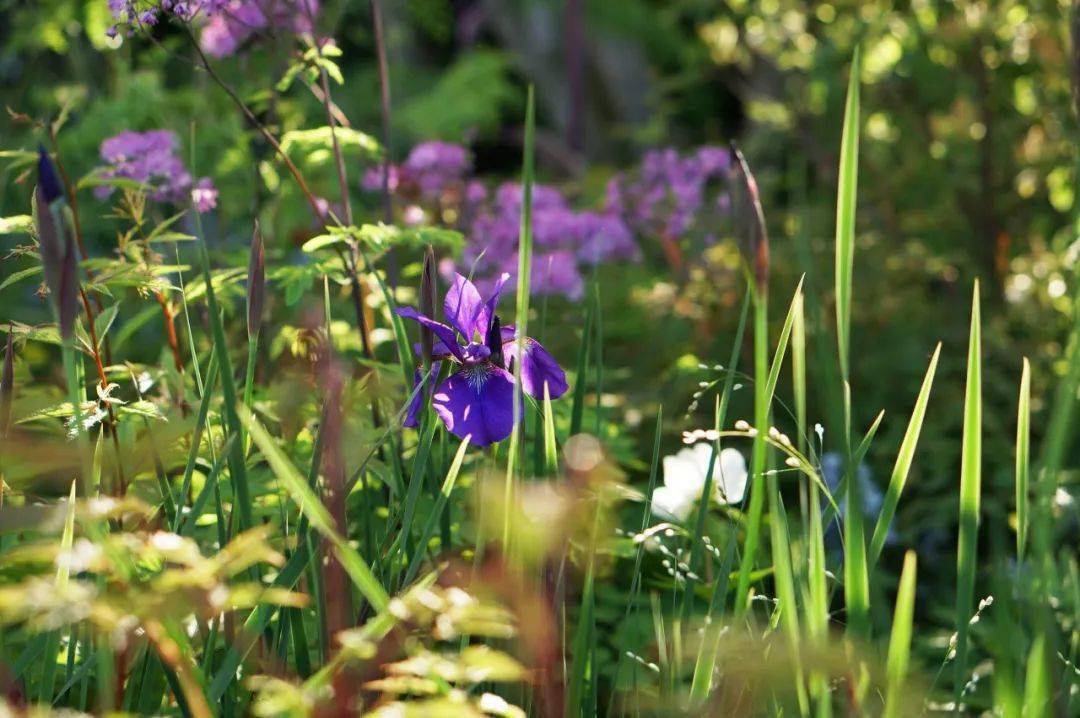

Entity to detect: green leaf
[953,281,982,702]
[834,47,861,380]
[238,405,389,612]
[869,342,941,566]
[1015,357,1031,561]
[884,551,918,718]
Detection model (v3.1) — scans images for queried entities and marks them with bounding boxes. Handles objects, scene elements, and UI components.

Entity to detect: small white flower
[651,443,748,520]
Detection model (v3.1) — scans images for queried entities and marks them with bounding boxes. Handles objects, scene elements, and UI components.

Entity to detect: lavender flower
[610,145,731,241]
[398,273,567,446]
[107,1,318,57]
[191,178,218,213]
[95,130,217,213]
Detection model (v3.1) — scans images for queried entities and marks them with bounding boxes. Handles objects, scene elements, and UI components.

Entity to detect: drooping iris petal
[502,336,569,400]
[444,273,485,339]
[431,364,520,446]
[397,307,464,362]
[403,362,441,428]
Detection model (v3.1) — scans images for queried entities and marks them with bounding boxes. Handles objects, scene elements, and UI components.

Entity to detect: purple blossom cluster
[363,141,478,209]
[106,0,319,57]
[366,141,640,300]
[465,183,638,300]
[606,146,732,243]
[95,130,218,213]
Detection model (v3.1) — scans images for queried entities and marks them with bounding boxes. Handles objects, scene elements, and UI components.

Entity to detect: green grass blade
[884,550,918,718]
[1021,633,1049,717]
[734,279,802,616]
[1015,358,1031,562]
[834,47,861,381]
[869,342,941,566]
[503,85,535,550]
[543,383,558,475]
[953,281,982,702]
[192,219,254,532]
[238,405,389,612]
[402,436,470,586]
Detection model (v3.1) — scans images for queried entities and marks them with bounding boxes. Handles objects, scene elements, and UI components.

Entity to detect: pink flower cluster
[106,0,318,57]
[364,141,640,300]
[95,130,217,213]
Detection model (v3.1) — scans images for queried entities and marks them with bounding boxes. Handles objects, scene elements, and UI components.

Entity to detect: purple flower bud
[486,314,503,369]
[730,143,769,292]
[247,220,266,339]
[37,146,64,205]
[34,185,79,340]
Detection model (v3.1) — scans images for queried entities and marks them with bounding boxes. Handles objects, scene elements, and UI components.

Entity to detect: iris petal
[502,336,569,400]
[444,273,485,339]
[397,307,464,361]
[403,362,441,428]
[432,364,520,446]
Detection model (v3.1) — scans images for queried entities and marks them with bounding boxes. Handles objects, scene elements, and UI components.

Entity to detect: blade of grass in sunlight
[1015,358,1030,562]
[795,289,832,717]
[834,47,860,382]
[1021,633,1050,717]
[239,405,389,611]
[884,550,917,718]
[402,436,470,585]
[734,278,803,617]
[503,85,536,551]
[842,380,871,637]
[953,281,982,703]
[869,342,941,566]
[192,216,254,532]
[543,384,558,475]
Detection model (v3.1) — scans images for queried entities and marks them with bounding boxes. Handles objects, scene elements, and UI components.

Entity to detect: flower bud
[730,143,769,292]
[37,146,64,205]
[34,184,78,340]
[486,314,504,369]
[247,220,266,339]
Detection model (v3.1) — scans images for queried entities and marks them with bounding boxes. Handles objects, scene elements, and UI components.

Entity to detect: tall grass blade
[192,217,254,532]
[402,436,470,585]
[733,278,803,616]
[953,281,982,703]
[1015,358,1031,562]
[834,47,861,381]
[503,85,535,550]
[884,550,918,718]
[869,342,941,566]
[238,405,389,611]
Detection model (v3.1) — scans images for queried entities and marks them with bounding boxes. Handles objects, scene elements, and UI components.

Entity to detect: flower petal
[403,362,441,428]
[501,336,568,400]
[716,447,747,504]
[444,273,485,339]
[482,273,512,331]
[652,485,693,521]
[432,363,520,446]
[397,307,464,362]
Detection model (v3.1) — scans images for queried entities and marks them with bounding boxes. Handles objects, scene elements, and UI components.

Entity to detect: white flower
[651,444,748,520]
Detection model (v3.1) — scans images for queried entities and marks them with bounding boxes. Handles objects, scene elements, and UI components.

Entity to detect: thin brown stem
[186,27,326,221]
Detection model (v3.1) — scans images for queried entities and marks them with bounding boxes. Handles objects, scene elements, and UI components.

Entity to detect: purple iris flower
[398,273,568,446]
